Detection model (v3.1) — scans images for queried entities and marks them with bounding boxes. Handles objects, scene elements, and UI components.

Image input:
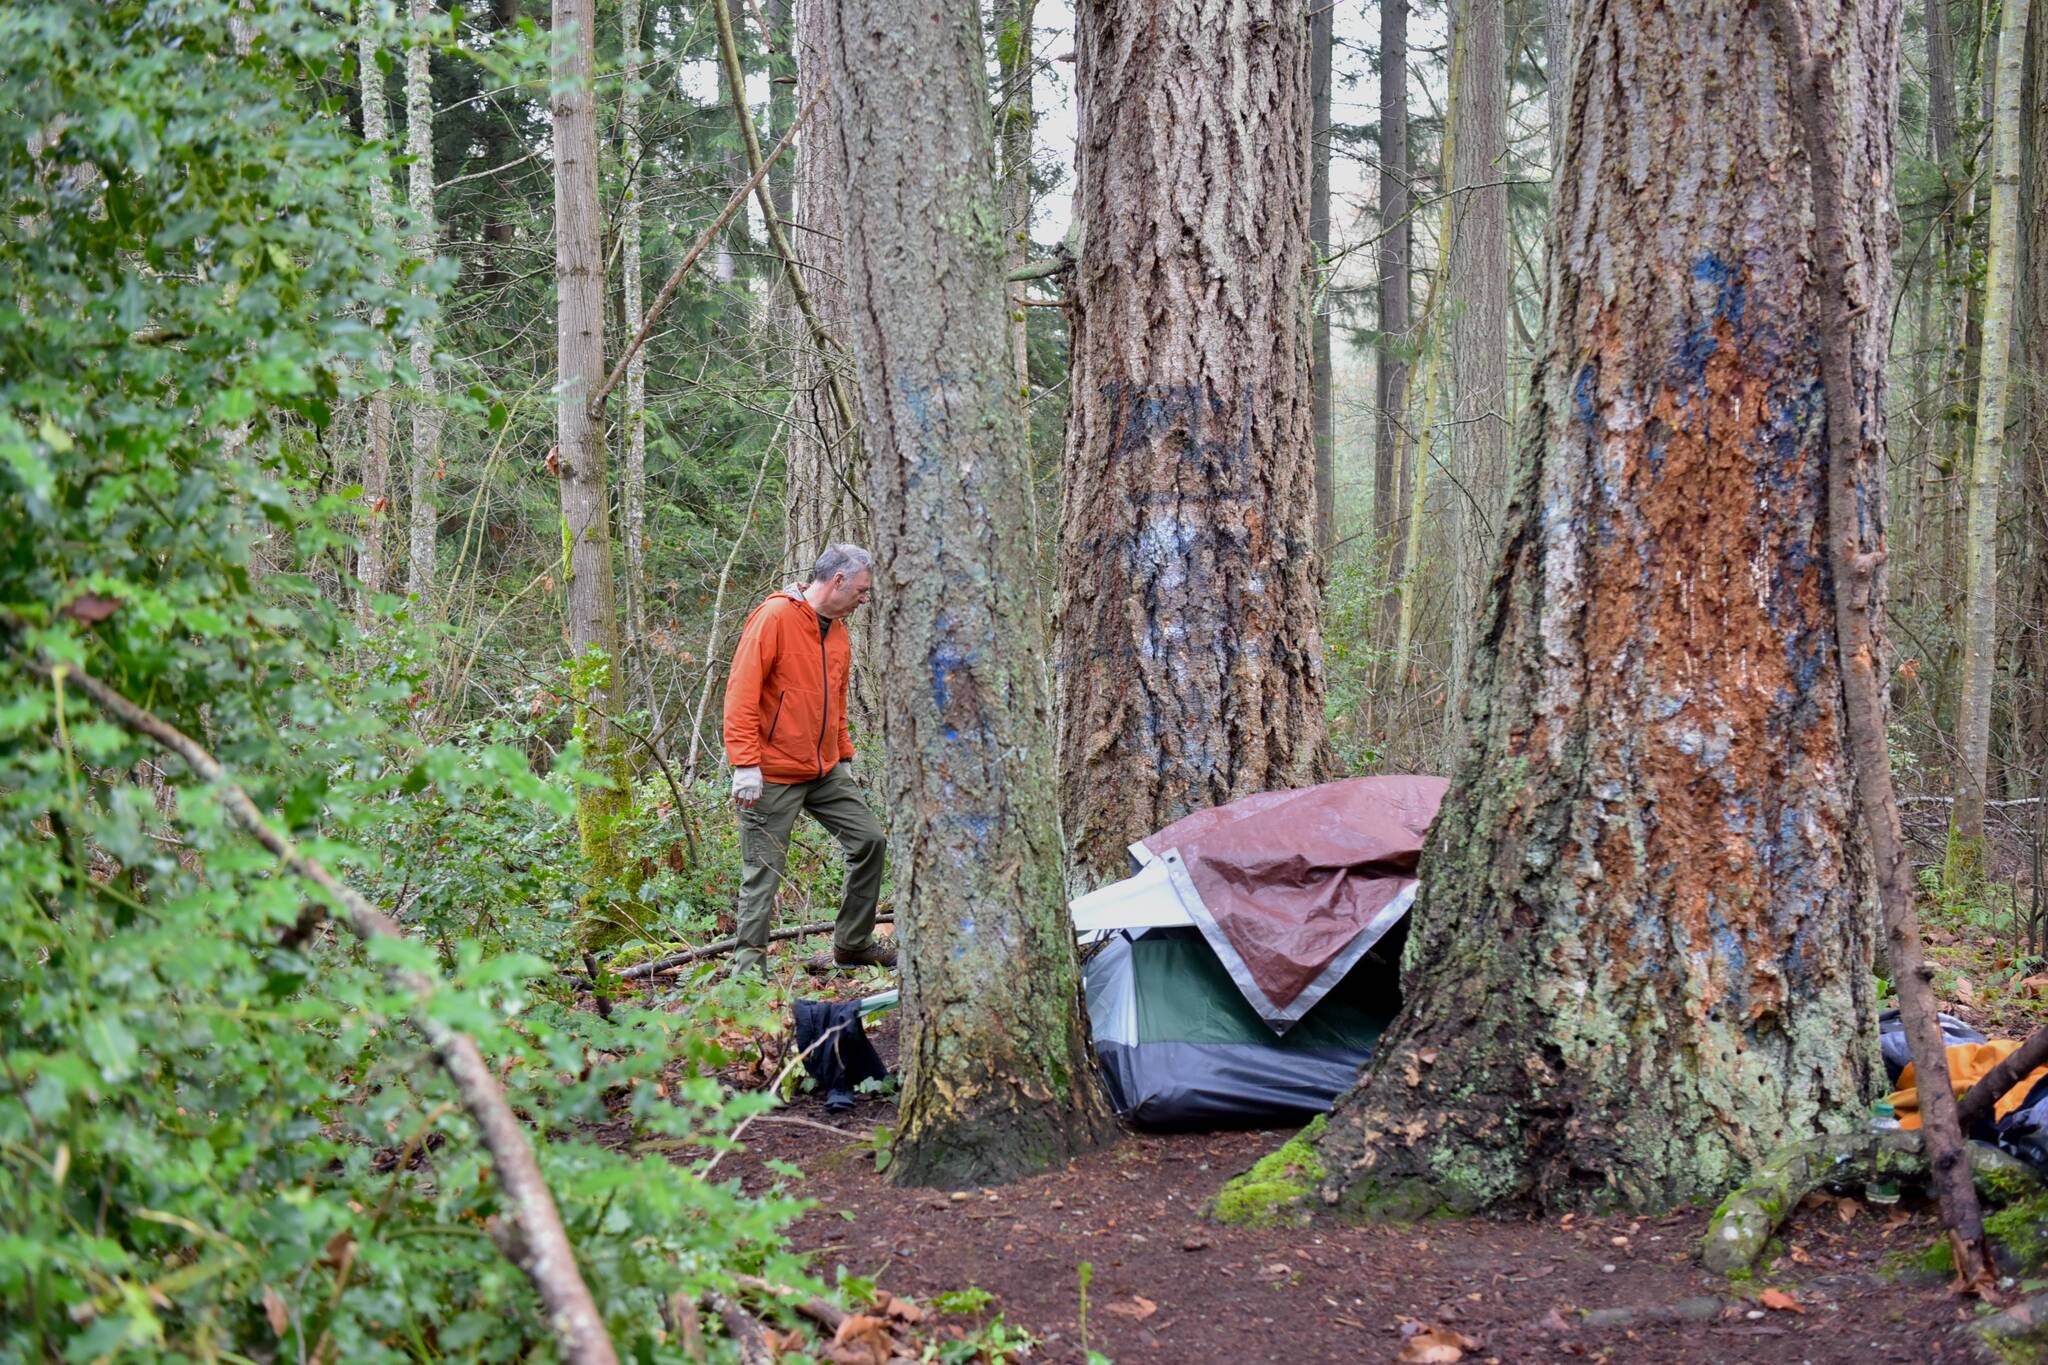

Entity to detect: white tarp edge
[1068,856,1192,934]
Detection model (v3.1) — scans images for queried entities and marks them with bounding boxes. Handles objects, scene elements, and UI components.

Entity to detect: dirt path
[702,1014,1983,1364]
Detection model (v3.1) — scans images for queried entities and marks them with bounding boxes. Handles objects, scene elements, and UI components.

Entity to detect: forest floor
[649,992,2007,1365]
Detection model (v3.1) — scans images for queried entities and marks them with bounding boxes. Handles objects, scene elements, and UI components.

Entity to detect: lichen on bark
[1309,0,1898,1215]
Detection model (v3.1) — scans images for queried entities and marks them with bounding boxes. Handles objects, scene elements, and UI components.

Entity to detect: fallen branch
[705,1291,775,1365]
[733,1273,849,1333]
[1957,1024,2048,1129]
[35,658,619,1365]
[1763,0,1994,1290]
[1699,1130,2035,1274]
[614,914,895,980]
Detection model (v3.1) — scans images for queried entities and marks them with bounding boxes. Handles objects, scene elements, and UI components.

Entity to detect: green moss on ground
[1207,1116,1327,1227]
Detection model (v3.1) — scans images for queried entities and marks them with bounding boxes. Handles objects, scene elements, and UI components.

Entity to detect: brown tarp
[1135,776,1447,1033]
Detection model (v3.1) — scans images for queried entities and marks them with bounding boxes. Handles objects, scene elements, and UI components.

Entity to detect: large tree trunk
[1057,0,1327,879]
[357,4,395,621]
[1311,0,1892,1215]
[404,0,440,607]
[553,0,632,939]
[1443,0,1510,743]
[1374,0,1411,613]
[823,0,1116,1187]
[1948,0,2032,877]
[1310,0,1335,551]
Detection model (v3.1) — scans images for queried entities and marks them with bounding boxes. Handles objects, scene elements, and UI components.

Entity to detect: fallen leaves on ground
[1104,1294,1157,1320]
[1396,1324,1481,1362]
[1757,1289,1805,1314]
[823,1313,895,1365]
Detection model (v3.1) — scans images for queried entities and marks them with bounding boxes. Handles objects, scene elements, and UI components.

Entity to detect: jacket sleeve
[838,700,856,762]
[722,606,777,768]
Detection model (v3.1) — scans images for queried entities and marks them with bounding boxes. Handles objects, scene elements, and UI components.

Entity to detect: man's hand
[731,766,763,806]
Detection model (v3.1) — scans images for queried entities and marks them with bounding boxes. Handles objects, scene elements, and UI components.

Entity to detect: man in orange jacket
[722,544,893,975]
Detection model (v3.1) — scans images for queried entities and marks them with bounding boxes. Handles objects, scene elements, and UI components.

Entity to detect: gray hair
[810,543,873,583]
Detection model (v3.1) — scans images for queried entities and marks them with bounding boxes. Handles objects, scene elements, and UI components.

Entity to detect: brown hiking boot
[832,940,898,971]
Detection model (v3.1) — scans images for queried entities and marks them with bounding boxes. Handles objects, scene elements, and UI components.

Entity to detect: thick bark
[824,0,1117,1188]
[1444,0,1511,741]
[404,0,440,606]
[553,0,632,934]
[1949,0,2031,870]
[1057,0,1327,879]
[998,0,1037,396]
[1312,0,1891,1214]
[1374,0,1412,589]
[1311,0,1335,551]
[357,6,394,620]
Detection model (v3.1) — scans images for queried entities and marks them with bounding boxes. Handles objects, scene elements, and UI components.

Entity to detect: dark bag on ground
[792,999,888,1115]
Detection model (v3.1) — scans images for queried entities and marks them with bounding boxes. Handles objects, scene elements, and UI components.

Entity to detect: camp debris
[1072,775,1446,1128]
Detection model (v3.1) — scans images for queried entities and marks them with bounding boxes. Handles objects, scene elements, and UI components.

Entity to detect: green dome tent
[1074,776,1446,1128]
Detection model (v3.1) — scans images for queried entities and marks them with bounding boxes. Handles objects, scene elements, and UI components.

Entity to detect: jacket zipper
[815,618,830,779]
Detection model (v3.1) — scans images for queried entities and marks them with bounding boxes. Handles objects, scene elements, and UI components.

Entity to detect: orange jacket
[723,588,856,783]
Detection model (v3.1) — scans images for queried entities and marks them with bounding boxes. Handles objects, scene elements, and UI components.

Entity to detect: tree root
[1700,1131,2039,1274]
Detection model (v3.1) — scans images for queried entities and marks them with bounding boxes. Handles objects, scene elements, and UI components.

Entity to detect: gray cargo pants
[732,762,885,973]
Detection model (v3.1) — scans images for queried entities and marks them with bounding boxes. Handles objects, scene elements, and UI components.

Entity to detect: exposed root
[1700,1131,2038,1274]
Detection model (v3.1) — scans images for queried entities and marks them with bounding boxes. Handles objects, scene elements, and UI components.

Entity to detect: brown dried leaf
[1397,1326,1478,1362]
[1758,1289,1805,1314]
[1955,976,1977,1006]
[1105,1295,1157,1320]
[2022,974,2048,1000]
[262,1286,288,1336]
[877,1291,924,1324]
[59,593,121,623]
[825,1313,893,1365]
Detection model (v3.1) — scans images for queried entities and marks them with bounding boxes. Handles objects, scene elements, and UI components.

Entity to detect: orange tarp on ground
[1887,1039,2048,1130]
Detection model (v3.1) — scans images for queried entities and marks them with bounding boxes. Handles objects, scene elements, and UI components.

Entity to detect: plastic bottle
[1866,1098,1902,1205]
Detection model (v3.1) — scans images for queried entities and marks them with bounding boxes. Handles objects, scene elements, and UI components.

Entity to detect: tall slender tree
[997,0,1037,396]
[823,0,1117,1186]
[1310,0,1335,550]
[404,0,441,604]
[620,0,649,700]
[552,0,632,934]
[783,0,865,569]
[357,1,395,620]
[1948,0,2033,883]
[1443,0,1510,736]
[1312,0,1894,1213]
[1057,0,1327,879]
[1375,0,1411,618]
